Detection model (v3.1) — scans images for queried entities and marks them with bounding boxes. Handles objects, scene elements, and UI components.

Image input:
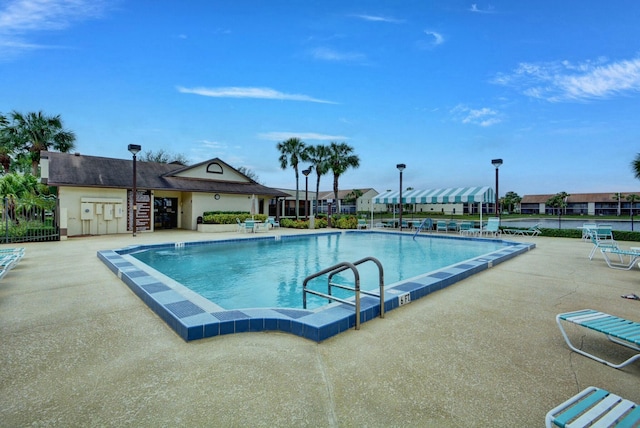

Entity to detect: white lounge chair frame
[556,309,640,369]
[546,386,640,428]
[588,230,619,260]
[600,247,640,270]
[503,223,541,236]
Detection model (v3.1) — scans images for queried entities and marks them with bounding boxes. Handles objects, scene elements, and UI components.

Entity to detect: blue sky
[2,0,640,196]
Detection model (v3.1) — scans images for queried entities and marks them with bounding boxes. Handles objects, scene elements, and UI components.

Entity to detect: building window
[206,162,223,174]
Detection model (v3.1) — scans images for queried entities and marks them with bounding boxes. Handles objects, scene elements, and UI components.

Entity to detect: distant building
[521,192,640,216]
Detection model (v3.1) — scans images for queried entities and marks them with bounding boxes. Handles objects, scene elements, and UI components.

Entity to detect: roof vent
[74,152,81,156]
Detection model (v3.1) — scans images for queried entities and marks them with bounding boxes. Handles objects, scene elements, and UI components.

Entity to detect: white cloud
[177,86,337,104]
[0,0,110,57]
[424,30,444,46]
[352,14,403,24]
[469,4,496,14]
[451,104,501,127]
[311,47,366,63]
[493,57,640,102]
[258,132,349,141]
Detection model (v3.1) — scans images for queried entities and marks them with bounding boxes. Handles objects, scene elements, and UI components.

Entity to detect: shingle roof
[521,192,640,204]
[42,151,289,197]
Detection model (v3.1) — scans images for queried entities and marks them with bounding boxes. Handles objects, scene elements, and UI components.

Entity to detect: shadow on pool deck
[1,229,639,426]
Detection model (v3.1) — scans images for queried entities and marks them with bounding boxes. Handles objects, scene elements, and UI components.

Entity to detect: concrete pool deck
[1,229,639,426]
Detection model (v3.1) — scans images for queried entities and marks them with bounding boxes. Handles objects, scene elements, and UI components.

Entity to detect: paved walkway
[1,230,639,427]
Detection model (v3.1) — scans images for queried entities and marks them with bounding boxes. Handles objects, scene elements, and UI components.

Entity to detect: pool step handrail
[412,218,431,240]
[327,257,385,319]
[302,257,385,330]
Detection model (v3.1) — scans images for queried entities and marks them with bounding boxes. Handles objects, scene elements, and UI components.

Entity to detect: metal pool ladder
[302,257,384,330]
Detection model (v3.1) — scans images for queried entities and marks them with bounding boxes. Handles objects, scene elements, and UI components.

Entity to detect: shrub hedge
[202,212,267,224]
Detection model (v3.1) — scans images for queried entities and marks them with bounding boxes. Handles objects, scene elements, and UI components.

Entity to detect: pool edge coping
[97,231,535,343]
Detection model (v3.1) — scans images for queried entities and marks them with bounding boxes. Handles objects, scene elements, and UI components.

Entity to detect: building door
[154,198,178,229]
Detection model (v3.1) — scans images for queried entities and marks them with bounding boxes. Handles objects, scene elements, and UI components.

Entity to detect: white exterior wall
[60,187,129,236]
[415,203,464,215]
[357,189,378,212]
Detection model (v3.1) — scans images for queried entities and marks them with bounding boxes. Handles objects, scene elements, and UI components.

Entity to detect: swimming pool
[98,231,535,342]
[129,233,506,310]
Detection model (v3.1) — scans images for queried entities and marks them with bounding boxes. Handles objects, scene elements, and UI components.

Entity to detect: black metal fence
[1,195,59,243]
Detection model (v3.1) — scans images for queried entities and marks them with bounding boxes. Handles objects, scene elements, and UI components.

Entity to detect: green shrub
[201,212,266,224]
[334,215,358,229]
[280,218,328,229]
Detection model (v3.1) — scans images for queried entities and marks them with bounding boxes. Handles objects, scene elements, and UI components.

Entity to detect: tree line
[277,138,360,219]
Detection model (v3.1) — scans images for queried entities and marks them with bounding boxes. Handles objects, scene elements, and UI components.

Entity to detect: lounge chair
[253,221,271,232]
[447,221,458,232]
[600,247,640,270]
[357,219,367,229]
[556,309,640,369]
[0,249,24,281]
[588,229,619,260]
[243,220,255,233]
[546,386,639,428]
[580,222,597,241]
[458,221,472,236]
[503,223,541,236]
[266,217,280,229]
[236,218,244,233]
[436,220,447,233]
[481,217,501,237]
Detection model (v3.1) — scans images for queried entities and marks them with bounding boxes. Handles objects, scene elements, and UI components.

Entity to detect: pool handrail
[303,261,361,330]
[327,256,385,319]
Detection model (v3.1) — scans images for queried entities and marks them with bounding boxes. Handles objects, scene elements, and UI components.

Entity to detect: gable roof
[41,151,289,197]
[317,188,375,200]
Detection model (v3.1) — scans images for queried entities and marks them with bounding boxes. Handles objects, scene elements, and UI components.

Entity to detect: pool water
[131,232,506,310]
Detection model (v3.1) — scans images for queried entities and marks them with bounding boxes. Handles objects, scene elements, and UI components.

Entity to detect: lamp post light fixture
[302,167,312,220]
[491,158,503,218]
[396,163,406,231]
[128,144,141,237]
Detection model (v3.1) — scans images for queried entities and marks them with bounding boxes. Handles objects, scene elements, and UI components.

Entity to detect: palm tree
[304,144,331,216]
[277,137,307,219]
[0,114,15,173]
[6,111,76,176]
[632,153,640,180]
[327,142,360,214]
[546,191,570,228]
[626,194,640,231]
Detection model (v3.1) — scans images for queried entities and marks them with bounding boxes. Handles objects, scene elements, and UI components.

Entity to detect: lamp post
[128,144,141,237]
[397,163,406,231]
[302,167,312,220]
[491,158,503,219]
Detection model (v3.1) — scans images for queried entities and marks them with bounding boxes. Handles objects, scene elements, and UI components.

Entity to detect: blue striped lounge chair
[588,229,619,260]
[481,217,501,237]
[436,220,447,232]
[600,247,640,270]
[546,386,639,427]
[458,221,472,235]
[556,309,640,369]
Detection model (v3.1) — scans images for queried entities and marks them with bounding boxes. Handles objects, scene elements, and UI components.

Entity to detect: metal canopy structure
[372,186,495,205]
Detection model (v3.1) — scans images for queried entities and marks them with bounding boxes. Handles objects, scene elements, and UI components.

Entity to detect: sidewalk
[1,231,639,426]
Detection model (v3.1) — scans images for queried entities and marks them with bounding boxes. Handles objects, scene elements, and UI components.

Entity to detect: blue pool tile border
[97,231,535,343]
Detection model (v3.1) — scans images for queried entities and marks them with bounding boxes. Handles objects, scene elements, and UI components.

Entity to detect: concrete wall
[60,187,129,236]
